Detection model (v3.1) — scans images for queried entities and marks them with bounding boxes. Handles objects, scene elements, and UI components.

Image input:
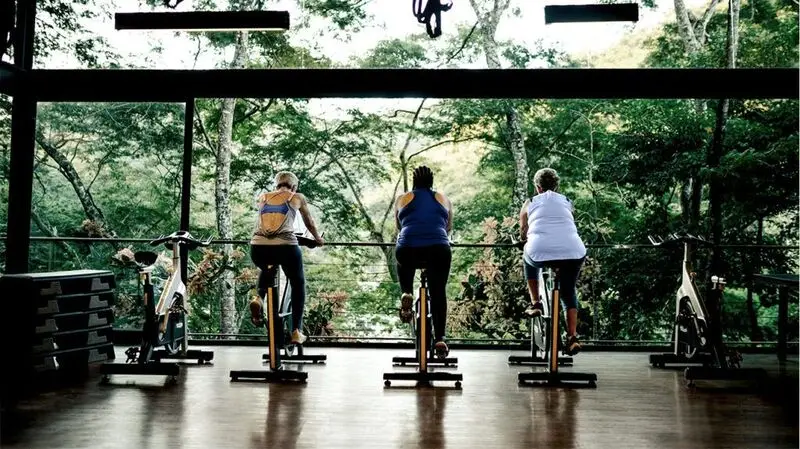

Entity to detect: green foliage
[358,38,430,68]
[0,0,796,347]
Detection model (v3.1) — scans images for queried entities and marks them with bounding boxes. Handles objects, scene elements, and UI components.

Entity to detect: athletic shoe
[291,329,307,345]
[524,301,544,317]
[249,298,265,327]
[399,293,414,323]
[434,339,449,358]
[565,335,581,356]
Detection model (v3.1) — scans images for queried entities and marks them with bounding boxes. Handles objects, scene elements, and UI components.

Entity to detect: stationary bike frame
[154,240,189,353]
[230,234,320,382]
[260,276,327,364]
[517,263,597,387]
[263,264,283,371]
[512,268,573,367]
[140,233,212,363]
[547,268,562,373]
[648,234,716,368]
[383,266,462,387]
[416,269,432,373]
[648,233,764,384]
[673,240,709,357]
[100,231,213,383]
[230,273,307,382]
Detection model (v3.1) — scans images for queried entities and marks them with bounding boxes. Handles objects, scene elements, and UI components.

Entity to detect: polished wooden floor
[2,347,797,449]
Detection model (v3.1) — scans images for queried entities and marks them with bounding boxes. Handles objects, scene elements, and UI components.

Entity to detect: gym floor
[1,347,797,449]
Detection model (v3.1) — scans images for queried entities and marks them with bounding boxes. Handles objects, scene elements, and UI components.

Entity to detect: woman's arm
[519,200,530,242]
[447,199,453,235]
[297,194,323,244]
[440,192,453,235]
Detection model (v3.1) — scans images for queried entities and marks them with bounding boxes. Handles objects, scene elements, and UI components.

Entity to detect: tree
[467,0,529,214]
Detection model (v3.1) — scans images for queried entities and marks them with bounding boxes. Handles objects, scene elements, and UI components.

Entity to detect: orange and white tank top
[251,191,298,245]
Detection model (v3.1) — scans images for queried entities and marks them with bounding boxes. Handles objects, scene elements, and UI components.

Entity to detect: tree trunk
[746,216,764,341]
[216,31,249,336]
[707,0,739,276]
[673,0,722,230]
[469,0,529,215]
[36,132,117,239]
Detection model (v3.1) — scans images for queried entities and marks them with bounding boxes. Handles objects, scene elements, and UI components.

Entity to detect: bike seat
[134,251,158,267]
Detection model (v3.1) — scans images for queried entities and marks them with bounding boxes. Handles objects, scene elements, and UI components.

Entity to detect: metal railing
[3,235,797,350]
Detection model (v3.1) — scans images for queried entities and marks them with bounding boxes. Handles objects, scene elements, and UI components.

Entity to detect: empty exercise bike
[383,267,462,388]
[100,231,214,384]
[648,233,715,369]
[517,264,596,387]
[648,233,766,386]
[230,234,321,383]
[509,268,574,367]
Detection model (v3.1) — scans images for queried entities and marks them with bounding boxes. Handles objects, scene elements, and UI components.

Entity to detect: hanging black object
[413,0,453,38]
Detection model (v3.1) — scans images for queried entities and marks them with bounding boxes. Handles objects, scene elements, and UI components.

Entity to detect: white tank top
[524,191,586,262]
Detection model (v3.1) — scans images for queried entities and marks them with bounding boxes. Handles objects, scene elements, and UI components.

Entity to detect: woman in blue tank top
[394,166,454,358]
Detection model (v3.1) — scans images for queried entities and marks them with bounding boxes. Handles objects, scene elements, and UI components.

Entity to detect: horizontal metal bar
[114,10,290,31]
[16,235,797,250]
[23,68,799,102]
[545,3,639,24]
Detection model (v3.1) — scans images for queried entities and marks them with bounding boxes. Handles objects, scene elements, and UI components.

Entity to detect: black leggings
[250,244,306,331]
[395,244,452,341]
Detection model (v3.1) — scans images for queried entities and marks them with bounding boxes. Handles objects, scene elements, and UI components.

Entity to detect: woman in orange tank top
[249,171,324,345]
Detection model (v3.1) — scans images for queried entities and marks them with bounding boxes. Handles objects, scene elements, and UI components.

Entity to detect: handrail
[4,235,797,250]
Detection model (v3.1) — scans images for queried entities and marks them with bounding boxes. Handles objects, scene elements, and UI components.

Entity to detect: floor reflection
[528,389,579,449]
[251,383,307,449]
[415,388,450,447]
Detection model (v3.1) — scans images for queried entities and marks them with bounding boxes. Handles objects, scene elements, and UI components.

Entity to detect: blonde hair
[274,171,299,190]
[533,168,559,192]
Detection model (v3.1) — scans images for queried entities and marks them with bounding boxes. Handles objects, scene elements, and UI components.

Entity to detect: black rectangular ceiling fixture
[114,10,290,31]
[545,3,639,24]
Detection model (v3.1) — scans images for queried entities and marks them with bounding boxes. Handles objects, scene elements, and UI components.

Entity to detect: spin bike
[383,266,463,388]
[509,268,574,367]
[261,244,327,365]
[100,231,214,383]
[230,234,321,383]
[648,233,766,386]
[517,263,596,387]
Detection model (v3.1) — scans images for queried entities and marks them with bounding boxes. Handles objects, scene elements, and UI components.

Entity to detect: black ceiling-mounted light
[544,3,639,24]
[114,10,291,31]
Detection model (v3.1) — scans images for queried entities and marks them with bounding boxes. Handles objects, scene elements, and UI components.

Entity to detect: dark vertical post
[4,0,37,274]
[777,286,787,363]
[179,98,194,282]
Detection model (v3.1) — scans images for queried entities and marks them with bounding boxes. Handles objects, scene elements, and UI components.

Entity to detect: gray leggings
[523,253,584,310]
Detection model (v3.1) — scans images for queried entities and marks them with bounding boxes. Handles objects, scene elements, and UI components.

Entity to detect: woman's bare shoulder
[396,191,414,208]
[434,191,451,207]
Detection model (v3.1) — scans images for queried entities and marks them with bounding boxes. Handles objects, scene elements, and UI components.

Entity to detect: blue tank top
[396,188,449,248]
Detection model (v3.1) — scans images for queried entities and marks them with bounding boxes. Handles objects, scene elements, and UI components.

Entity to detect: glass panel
[2,97,795,349]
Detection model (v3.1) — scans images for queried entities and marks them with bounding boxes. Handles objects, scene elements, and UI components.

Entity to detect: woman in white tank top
[518,168,586,356]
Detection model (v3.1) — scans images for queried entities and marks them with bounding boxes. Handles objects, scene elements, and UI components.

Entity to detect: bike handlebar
[297,235,321,248]
[647,232,715,247]
[148,230,211,250]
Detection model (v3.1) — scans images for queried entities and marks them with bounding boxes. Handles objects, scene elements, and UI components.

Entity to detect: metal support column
[179,98,194,281]
[4,0,37,274]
